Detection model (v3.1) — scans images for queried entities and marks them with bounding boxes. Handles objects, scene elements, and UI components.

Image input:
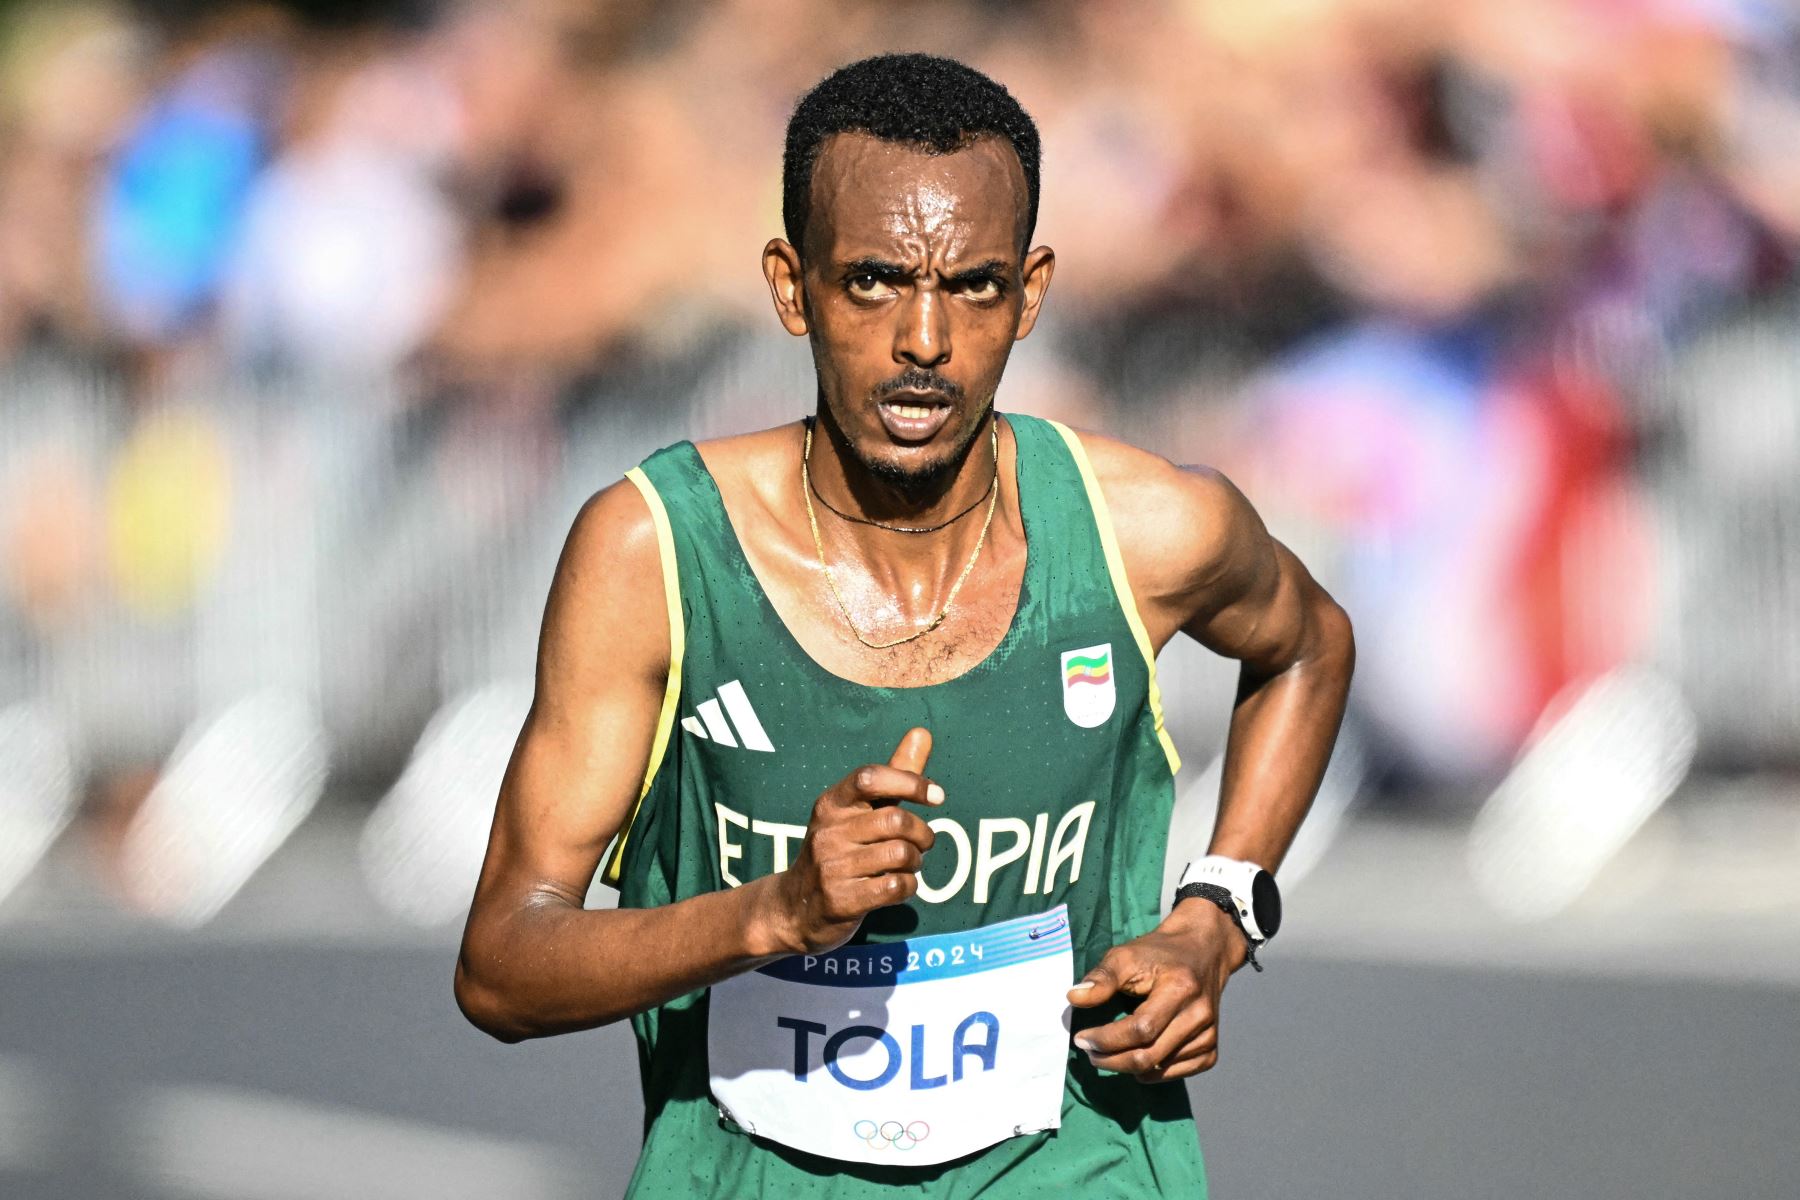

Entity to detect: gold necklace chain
[802,418,1000,650]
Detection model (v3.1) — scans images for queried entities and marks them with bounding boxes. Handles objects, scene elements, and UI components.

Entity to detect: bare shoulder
[541,477,670,691]
[1071,428,1267,599]
[561,476,661,596]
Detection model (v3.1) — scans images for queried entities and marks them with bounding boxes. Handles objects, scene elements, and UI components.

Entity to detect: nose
[894,285,950,370]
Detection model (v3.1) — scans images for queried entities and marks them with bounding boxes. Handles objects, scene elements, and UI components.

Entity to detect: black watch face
[1252,870,1282,939]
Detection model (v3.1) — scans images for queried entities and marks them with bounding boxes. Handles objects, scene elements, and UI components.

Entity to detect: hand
[760,728,941,956]
[1065,899,1248,1083]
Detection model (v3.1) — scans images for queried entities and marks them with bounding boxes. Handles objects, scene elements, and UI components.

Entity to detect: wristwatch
[1172,855,1282,971]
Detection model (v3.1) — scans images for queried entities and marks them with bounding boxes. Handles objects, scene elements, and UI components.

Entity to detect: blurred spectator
[0,1,145,357]
[221,31,462,371]
[89,10,285,353]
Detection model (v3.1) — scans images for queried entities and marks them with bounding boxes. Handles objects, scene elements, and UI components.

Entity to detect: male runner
[457,54,1354,1196]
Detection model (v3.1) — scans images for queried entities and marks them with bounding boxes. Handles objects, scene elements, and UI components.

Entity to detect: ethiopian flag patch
[1060,643,1116,728]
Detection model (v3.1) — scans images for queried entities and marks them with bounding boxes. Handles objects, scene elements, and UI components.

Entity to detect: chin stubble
[859,408,991,503]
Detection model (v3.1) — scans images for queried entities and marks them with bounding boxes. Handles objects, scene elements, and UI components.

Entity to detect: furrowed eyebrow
[836,257,1014,290]
[946,259,1011,286]
[840,257,908,280]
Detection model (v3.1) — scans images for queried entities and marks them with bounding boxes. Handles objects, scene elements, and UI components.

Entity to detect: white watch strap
[1176,855,1269,942]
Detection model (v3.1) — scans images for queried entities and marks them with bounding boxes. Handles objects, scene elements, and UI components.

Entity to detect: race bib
[707,906,1074,1166]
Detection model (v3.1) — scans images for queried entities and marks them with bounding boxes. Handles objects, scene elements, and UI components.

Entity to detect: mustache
[871,368,964,404]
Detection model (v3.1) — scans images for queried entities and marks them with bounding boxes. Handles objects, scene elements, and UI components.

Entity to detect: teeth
[889,404,934,420]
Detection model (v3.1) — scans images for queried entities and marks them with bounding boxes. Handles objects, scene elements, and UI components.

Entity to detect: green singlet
[607,413,1207,1197]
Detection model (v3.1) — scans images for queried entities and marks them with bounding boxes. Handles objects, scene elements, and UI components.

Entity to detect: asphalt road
[3,939,1796,1200]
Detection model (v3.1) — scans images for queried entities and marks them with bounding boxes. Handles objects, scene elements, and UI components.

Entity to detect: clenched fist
[760,727,942,956]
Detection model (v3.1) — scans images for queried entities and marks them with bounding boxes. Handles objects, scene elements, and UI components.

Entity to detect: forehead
[805,132,1028,259]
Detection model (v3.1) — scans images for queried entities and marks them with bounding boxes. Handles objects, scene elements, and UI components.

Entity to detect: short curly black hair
[782,53,1041,256]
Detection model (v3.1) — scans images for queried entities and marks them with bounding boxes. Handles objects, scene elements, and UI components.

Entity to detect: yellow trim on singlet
[602,467,685,886]
[1046,420,1182,776]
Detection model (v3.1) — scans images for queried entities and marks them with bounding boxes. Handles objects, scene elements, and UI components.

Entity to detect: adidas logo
[680,680,775,752]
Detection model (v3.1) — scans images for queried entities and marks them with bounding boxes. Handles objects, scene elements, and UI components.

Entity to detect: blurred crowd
[3,0,1799,918]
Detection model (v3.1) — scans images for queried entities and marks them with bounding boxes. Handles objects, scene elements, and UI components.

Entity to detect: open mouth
[876,396,953,442]
[886,402,940,420]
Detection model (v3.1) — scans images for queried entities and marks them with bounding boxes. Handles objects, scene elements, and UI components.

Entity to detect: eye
[847,273,897,300]
[959,276,1003,302]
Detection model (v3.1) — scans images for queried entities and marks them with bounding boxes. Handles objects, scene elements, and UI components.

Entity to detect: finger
[887,727,932,775]
[1131,998,1216,1076]
[846,870,917,910]
[1067,960,1124,1008]
[1067,946,1154,1008]
[1075,980,1192,1063]
[817,871,919,923]
[842,805,936,852]
[829,764,943,810]
[1136,1040,1220,1083]
[1129,991,1223,1083]
[833,839,925,879]
[1111,999,1217,1079]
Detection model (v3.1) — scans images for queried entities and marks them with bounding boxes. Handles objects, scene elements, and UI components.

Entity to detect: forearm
[455,873,791,1042]
[1207,597,1354,871]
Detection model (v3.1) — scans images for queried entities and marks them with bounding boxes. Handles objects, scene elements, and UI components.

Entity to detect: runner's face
[779,133,1047,491]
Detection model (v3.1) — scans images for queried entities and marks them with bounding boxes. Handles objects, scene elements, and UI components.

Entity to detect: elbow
[455,895,634,1041]
[1306,591,1355,685]
[453,956,535,1044]
[1325,595,1355,675]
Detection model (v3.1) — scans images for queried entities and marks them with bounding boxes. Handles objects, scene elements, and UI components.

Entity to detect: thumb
[888,726,932,775]
[1067,963,1120,1008]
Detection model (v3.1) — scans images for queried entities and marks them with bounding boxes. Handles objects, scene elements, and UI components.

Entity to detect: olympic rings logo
[852,1118,930,1151]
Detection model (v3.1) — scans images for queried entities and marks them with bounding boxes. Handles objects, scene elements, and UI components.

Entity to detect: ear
[762,238,810,336]
[1014,245,1056,341]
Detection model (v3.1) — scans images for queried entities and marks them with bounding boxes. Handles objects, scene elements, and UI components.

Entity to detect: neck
[798,412,1012,646]
[809,408,997,530]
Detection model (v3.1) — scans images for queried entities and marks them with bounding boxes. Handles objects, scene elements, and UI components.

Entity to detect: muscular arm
[453,482,788,1040]
[1095,439,1355,871]
[1064,434,1353,1081]
[455,481,939,1042]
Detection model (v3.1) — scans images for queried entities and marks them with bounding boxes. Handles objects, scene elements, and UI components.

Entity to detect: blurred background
[1,0,1797,1196]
